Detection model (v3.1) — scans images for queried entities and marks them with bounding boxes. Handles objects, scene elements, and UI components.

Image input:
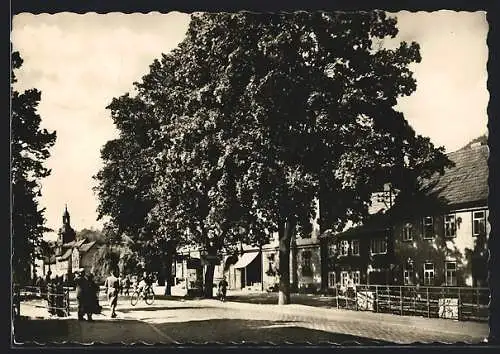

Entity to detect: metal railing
[330,284,489,322]
[13,285,71,318]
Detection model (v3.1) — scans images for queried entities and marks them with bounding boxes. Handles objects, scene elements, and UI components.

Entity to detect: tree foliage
[11,51,57,284]
[96,12,451,302]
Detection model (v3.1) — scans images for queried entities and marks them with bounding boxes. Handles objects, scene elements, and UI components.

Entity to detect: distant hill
[461,133,488,149]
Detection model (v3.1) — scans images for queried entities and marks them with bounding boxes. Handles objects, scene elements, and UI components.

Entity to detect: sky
[11,11,489,237]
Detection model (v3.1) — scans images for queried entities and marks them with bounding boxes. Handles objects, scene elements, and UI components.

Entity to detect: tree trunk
[203,245,217,298]
[278,218,295,305]
[163,241,175,296]
[204,263,216,298]
[291,230,298,293]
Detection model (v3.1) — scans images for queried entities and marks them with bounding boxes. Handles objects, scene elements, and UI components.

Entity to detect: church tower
[58,204,76,245]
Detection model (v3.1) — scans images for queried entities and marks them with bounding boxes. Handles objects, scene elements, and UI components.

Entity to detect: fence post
[355,285,358,311]
[413,286,416,316]
[441,287,445,319]
[387,285,391,312]
[65,289,70,317]
[375,285,378,312]
[336,285,339,310]
[458,287,461,321]
[476,288,480,317]
[400,286,403,315]
[427,287,430,318]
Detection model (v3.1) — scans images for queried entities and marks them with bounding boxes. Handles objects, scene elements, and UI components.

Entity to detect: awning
[234,252,259,269]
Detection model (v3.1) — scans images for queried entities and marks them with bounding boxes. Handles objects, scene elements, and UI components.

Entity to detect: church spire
[63,204,70,226]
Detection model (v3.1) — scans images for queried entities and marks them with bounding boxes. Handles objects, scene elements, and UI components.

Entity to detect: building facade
[321,143,489,288]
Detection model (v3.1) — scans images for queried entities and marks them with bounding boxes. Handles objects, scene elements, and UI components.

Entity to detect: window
[423,263,435,286]
[445,261,457,286]
[302,251,312,276]
[370,238,387,255]
[403,263,414,285]
[423,216,434,239]
[339,271,360,287]
[473,211,486,237]
[339,240,349,256]
[328,243,336,257]
[351,240,360,256]
[402,223,413,242]
[328,271,336,288]
[352,271,361,285]
[444,214,456,237]
[340,271,349,287]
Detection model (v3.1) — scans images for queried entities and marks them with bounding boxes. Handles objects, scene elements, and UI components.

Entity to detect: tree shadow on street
[226,293,336,308]
[119,306,210,313]
[152,318,395,345]
[13,316,396,346]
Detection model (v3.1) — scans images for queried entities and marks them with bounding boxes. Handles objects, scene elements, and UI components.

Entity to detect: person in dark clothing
[74,270,88,320]
[218,276,228,302]
[44,271,52,300]
[87,273,100,320]
[123,276,131,296]
[47,277,55,315]
[54,276,65,317]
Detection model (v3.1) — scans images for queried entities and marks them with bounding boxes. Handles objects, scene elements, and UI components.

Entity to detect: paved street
[14,291,489,345]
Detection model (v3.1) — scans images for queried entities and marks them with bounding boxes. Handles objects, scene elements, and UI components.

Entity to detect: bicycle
[130,285,155,306]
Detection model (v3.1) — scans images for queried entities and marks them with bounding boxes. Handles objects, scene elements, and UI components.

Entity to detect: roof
[322,144,489,240]
[420,144,488,207]
[79,240,97,253]
[75,239,86,248]
[58,248,72,261]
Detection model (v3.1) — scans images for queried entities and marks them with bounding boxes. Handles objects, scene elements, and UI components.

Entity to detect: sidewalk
[14,292,490,345]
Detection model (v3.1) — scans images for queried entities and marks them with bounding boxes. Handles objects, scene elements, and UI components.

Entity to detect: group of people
[74,268,101,321]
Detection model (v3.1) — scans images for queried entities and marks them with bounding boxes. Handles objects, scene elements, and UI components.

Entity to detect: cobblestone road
[15,296,489,345]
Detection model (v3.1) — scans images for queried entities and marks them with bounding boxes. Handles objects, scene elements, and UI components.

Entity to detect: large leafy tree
[11,51,56,285]
[160,12,451,304]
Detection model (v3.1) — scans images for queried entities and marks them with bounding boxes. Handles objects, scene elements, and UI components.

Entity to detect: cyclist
[137,272,153,297]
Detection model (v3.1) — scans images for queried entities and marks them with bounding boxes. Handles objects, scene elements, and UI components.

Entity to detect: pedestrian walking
[47,277,56,316]
[218,276,228,302]
[123,276,131,296]
[86,273,100,320]
[54,276,65,317]
[104,269,120,318]
[74,269,88,320]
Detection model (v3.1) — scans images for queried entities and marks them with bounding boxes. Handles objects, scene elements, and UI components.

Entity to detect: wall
[80,247,99,273]
[393,207,490,287]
